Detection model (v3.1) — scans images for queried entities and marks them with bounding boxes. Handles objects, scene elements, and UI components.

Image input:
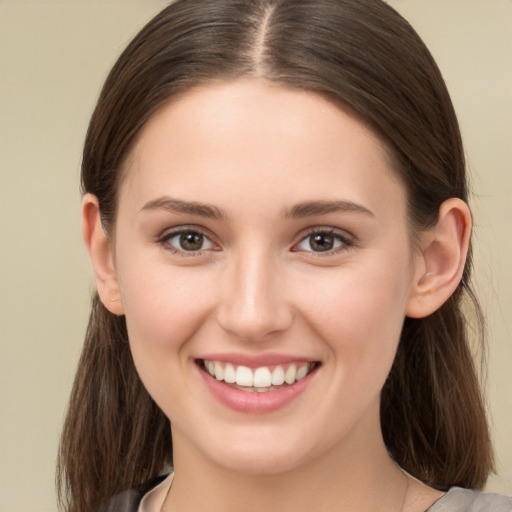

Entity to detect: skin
[84,79,471,512]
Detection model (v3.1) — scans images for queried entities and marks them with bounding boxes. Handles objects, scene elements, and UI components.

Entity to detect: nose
[216,249,293,342]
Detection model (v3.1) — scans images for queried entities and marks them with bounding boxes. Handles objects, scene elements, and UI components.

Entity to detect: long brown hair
[57,1,494,510]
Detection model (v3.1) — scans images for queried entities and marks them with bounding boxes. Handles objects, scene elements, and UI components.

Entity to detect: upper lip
[197,353,319,368]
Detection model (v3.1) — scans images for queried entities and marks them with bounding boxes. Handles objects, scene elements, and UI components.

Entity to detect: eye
[160,229,215,254]
[294,229,351,254]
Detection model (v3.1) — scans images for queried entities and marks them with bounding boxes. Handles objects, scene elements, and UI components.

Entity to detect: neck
[164,425,408,512]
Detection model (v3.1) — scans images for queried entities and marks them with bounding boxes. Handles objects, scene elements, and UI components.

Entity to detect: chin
[198,429,317,476]
[214,448,305,476]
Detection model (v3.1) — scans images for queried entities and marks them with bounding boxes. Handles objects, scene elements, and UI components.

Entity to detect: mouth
[197,359,320,393]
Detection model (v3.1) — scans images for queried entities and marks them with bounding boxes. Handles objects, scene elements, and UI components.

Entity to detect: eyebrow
[283,200,374,218]
[140,196,225,220]
[140,196,374,221]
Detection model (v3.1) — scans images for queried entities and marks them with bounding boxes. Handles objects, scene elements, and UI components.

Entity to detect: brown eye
[295,230,349,254]
[162,229,214,253]
[309,233,335,252]
[180,232,204,251]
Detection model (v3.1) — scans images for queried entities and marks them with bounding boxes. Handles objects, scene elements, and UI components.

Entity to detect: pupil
[180,232,203,251]
[311,233,334,252]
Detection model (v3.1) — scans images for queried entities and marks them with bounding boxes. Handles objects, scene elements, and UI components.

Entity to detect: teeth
[214,361,224,381]
[224,363,236,383]
[253,367,272,387]
[235,365,253,387]
[296,364,309,381]
[204,360,314,390]
[271,366,285,385]
[284,365,297,385]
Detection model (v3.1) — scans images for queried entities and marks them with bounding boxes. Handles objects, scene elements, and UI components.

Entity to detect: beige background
[0,1,510,510]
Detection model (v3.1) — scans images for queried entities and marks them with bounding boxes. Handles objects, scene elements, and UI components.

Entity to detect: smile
[201,360,317,392]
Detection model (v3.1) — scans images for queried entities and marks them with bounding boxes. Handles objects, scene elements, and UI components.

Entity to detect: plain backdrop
[0,1,511,510]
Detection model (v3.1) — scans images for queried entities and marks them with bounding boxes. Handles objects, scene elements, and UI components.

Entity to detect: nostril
[216,305,294,342]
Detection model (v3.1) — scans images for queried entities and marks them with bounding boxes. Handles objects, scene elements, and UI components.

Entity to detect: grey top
[100,479,512,512]
[427,487,512,512]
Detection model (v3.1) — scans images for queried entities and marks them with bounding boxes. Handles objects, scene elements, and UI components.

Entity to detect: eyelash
[157,227,217,257]
[157,227,354,257]
[292,228,354,256]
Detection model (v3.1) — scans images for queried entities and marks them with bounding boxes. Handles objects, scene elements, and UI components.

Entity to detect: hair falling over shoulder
[57,295,171,512]
[58,1,494,510]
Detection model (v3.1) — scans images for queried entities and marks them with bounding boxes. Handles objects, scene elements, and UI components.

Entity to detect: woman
[57,1,511,511]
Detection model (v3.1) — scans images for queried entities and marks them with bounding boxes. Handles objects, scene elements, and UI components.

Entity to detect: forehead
[121,79,406,221]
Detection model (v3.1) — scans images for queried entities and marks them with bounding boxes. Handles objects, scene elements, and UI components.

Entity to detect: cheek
[299,252,412,383]
[117,260,220,416]
[115,251,216,366]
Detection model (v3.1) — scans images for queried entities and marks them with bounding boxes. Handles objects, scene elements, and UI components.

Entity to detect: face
[110,80,421,475]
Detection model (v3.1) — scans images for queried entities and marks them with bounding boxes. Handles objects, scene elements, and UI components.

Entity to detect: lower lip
[198,364,317,414]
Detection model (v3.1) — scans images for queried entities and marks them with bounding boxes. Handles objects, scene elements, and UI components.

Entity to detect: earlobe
[406,198,471,319]
[82,194,125,315]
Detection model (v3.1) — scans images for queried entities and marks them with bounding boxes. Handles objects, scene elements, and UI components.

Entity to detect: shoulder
[97,475,168,512]
[428,487,512,512]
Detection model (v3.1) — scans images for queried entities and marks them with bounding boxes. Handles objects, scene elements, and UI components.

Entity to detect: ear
[82,194,125,315]
[406,198,471,319]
